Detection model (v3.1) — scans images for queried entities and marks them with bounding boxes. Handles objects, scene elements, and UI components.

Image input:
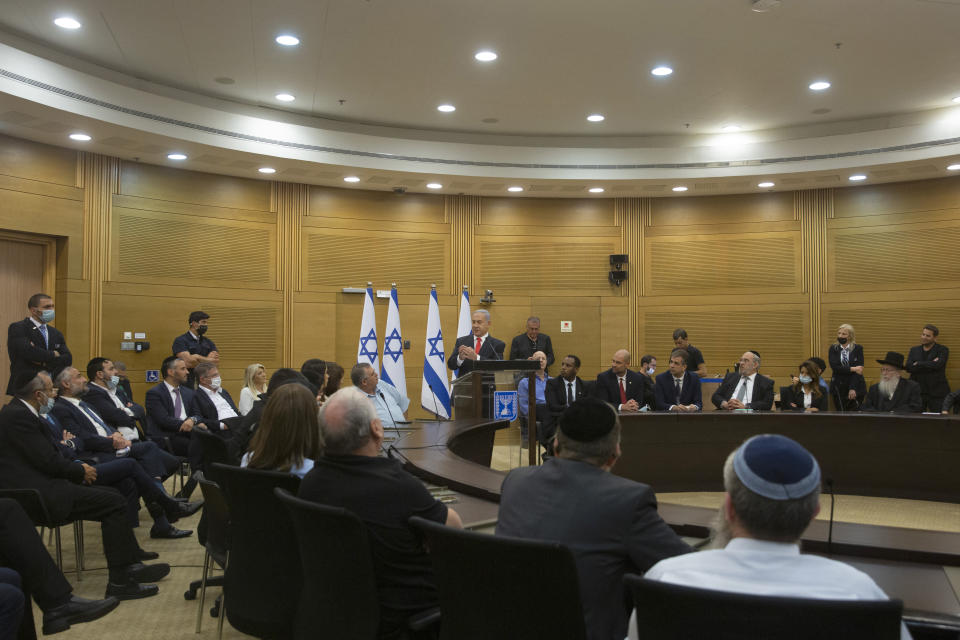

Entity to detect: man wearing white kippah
[628,434,910,639]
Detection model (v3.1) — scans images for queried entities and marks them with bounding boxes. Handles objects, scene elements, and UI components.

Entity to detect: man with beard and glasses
[862,352,923,414]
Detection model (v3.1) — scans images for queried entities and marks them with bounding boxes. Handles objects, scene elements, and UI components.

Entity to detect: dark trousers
[128,440,179,479]
[921,394,945,413]
[95,458,165,527]
[0,568,24,640]
[0,500,72,612]
[60,485,138,569]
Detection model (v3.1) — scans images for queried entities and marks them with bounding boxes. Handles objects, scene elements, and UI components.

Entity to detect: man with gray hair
[509,316,555,370]
[497,397,691,640]
[299,387,462,640]
[632,434,909,638]
[350,362,409,429]
[862,352,922,413]
[711,350,775,411]
[447,309,506,376]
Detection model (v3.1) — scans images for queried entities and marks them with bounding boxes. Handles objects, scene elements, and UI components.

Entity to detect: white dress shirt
[164,380,188,420]
[94,383,139,440]
[732,373,757,405]
[238,386,262,416]
[62,396,108,437]
[200,385,238,429]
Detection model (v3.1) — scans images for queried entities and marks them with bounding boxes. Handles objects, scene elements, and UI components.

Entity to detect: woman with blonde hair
[238,363,268,415]
[241,384,322,478]
[781,360,828,412]
[828,323,866,411]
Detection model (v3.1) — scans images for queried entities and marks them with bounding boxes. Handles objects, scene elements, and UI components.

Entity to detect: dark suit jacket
[653,371,702,411]
[0,400,86,522]
[779,385,829,412]
[446,334,506,376]
[905,344,950,398]
[117,378,134,404]
[593,369,654,410]
[5,318,72,395]
[50,397,119,455]
[82,383,140,431]
[543,376,586,441]
[711,372,775,411]
[144,382,197,436]
[862,378,923,413]
[508,333,555,367]
[828,344,867,400]
[193,386,241,434]
[497,457,692,640]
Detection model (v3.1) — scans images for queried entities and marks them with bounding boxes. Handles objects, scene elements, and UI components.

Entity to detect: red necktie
[475,336,482,354]
[619,378,627,404]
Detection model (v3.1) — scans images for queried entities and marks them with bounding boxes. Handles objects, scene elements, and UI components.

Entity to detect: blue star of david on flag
[358,329,379,363]
[427,330,445,358]
[383,328,404,363]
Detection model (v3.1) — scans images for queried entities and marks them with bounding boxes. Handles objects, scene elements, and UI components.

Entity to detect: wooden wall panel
[476,237,618,292]
[480,197,614,227]
[310,187,444,223]
[834,177,960,218]
[0,133,77,185]
[650,192,794,227]
[119,162,271,210]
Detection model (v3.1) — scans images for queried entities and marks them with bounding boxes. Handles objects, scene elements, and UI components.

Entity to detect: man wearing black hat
[862,352,923,413]
[633,434,908,639]
[172,310,220,388]
[497,397,691,640]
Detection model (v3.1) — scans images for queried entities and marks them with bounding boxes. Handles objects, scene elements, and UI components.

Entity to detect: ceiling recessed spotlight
[275,34,300,46]
[651,66,673,76]
[946,164,960,171]
[474,50,497,62]
[588,187,605,193]
[757,181,775,188]
[672,186,688,192]
[809,81,831,91]
[848,174,867,182]
[751,0,782,12]
[54,17,82,29]
[343,176,361,183]
[437,104,456,113]
[68,133,91,141]
[953,96,960,104]
[426,183,443,189]
[275,93,295,102]
[722,125,742,132]
[586,114,605,122]
[258,167,276,174]
[507,186,524,192]
[167,153,187,161]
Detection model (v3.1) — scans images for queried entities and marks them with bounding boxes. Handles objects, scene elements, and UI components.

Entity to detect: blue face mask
[108,375,120,389]
[38,393,55,415]
[799,374,812,384]
[40,309,55,323]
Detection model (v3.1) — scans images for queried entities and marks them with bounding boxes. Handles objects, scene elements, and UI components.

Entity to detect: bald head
[318,387,382,456]
[611,349,631,376]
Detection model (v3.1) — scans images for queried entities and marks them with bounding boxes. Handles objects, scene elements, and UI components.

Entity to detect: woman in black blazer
[781,360,829,412]
[828,323,866,411]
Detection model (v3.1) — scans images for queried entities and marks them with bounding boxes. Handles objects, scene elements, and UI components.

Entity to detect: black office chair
[409,516,587,640]
[0,488,83,582]
[185,477,231,637]
[190,429,233,482]
[624,573,903,640]
[212,463,301,639]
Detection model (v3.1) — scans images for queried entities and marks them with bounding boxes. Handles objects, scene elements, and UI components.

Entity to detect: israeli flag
[421,286,451,418]
[451,286,471,380]
[357,283,379,372]
[381,284,407,399]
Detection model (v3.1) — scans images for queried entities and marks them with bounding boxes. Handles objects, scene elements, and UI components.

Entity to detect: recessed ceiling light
[722,125,742,132]
[757,181,775,188]
[275,34,300,46]
[437,104,456,113]
[68,133,91,141]
[474,50,497,62]
[426,183,443,189]
[343,176,360,183]
[275,93,295,102]
[809,81,831,91]
[848,174,867,181]
[167,153,187,161]
[952,96,960,104]
[54,17,82,29]
[507,186,524,192]
[672,186,688,192]
[587,114,605,122]
[258,167,276,174]
[751,0,782,12]
[589,187,605,193]
[651,66,673,76]
[946,164,960,171]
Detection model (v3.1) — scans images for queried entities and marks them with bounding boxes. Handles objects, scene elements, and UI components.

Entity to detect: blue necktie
[39,324,49,348]
[79,401,113,434]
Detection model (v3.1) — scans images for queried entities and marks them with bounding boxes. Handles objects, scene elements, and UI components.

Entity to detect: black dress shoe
[42,595,119,634]
[105,580,159,601]
[150,524,193,539]
[126,561,171,583]
[164,499,203,523]
[134,548,159,561]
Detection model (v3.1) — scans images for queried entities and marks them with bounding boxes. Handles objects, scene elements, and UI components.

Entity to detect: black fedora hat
[876,351,905,369]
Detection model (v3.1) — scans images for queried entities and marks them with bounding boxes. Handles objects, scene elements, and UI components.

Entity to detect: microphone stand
[427,384,446,421]
[378,391,404,442]
[825,478,836,556]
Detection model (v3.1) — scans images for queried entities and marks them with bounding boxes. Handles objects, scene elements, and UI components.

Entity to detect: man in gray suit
[496,397,691,640]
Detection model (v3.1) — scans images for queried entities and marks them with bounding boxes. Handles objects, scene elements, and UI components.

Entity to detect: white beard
[878,377,899,399]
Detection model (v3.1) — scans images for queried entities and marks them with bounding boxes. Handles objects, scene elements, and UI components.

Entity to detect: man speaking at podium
[447,310,505,376]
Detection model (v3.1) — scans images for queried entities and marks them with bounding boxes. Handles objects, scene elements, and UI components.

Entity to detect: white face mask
[209,376,222,390]
[38,392,55,414]
[647,367,656,375]
[799,374,812,384]
[108,375,120,389]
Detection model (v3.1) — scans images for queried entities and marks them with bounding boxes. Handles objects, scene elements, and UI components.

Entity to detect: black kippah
[11,370,43,396]
[558,397,616,442]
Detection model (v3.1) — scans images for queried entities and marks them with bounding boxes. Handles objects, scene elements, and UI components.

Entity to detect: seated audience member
[673,328,708,378]
[807,357,830,392]
[300,358,329,404]
[781,360,828,412]
[712,351,775,411]
[941,388,960,414]
[0,371,170,600]
[145,356,204,499]
[0,498,119,634]
[654,349,702,412]
[631,434,909,640]
[594,349,655,412]
[193,362,241,435]
[324,362,345,397]
[112,361,135,403]
[905,324,950,413]
[52,367,178,481]
[233,368,316,462]
[544,354,587,448]
[517,351,550,445]
[300,387,462,640]
[829,323,866,410]
[84,357,146,441]
[351,363,409,428]
[497,397,691,640]
[639,354,657,383]
[241,384,322,478]
[0,568,22,640]
[237,363,268,416]
[862,352,923,413]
